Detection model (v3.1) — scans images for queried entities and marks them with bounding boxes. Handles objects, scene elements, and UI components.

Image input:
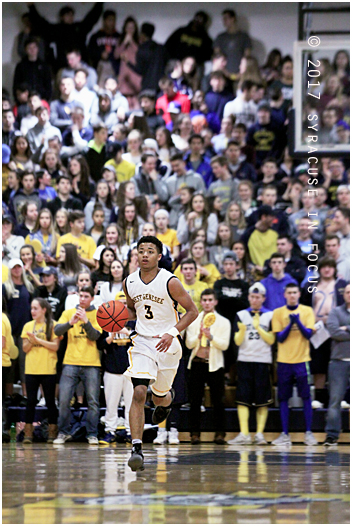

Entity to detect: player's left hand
[155,333,173,353]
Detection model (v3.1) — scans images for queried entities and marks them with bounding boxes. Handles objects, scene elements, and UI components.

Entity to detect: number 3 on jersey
[144,305,154,320]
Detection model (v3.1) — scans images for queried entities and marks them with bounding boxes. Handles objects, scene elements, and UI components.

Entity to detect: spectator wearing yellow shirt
[175,240,221,288]
[56,210,96,269]
[2,301,19,397]
[53,287,102,445]
[105,142,135,183]
[240,205,278,270]
[155,209,180,261]
[21,299,60,444]
[178,258,207,314]
[271,283,317,447]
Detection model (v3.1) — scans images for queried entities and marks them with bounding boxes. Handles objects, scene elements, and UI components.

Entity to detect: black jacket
[213,277,249,325]
[87,29,120,69]
[28,3,104,70]
[165,22,213,64]
[127,40,169,92]
[13,57,52,100]
[33,284,68,321]
[47,196,83,217]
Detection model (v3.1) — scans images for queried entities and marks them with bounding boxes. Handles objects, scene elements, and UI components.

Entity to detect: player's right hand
[155,333,173,353]
[238,322,246,332]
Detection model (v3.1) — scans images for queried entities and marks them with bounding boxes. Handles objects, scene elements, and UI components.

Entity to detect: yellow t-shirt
[248,229,278,267]
[21,320,58,375]
[157,229,180,252]
[178,280,207,314]
[105,159,135,183]
[2,313,18,366]
[272,304,315,364]
[175,263,221,288]
[58,308,102,366]
[56,233,96,259]
[2,264,9,283]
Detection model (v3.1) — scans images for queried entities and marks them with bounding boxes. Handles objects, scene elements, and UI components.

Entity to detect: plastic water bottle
[10,423,16,443]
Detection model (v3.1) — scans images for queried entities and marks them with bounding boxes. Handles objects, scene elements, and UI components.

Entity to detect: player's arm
[275,316,294,343]
[252,314,275,345]
[156,278,198,352]
[122,279,136,320]
[234,314,246,346]
[290,313,313,340]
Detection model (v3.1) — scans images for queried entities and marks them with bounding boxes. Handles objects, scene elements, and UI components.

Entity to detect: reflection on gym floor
[3,443,350,524]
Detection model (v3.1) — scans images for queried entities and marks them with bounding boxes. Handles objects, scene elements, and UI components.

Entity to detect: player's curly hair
[137,236,163,254]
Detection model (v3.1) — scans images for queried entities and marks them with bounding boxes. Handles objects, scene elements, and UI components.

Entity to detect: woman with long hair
[174,239,221,287]
[10,135,35,171]
[208,222,235,270]
[126,246,139,275]
[54,208,69,236]
[333,49,350,87]
[238,56,264,91]
[21,298,60,444]
[20,244,43,288]
[232,240,257,285]
[110,180,136,223]
[84,179,114,231]
[91,247,116,293]
[181,56,200,94]
[94,224,130,264]
[3,258,34,398]
[114,16,141,109]
[155,127,176,163]
[225,201,247,241]
[117,202,144,245]
[25,208,59,265]
[99,258,125,303]
[260,48,282,86]
[177,192,218,246]
[68,155,95,207]
[127,113,152,139]
[39,148,66,182]
[172,113,193,152]
[57,243,88,290]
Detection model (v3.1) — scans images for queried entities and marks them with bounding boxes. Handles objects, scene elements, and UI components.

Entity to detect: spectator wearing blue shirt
[261,253,298,310]
[50,77,76,132]
[184,134,215,189]
[36,170,57,203]
[204,71,233,122]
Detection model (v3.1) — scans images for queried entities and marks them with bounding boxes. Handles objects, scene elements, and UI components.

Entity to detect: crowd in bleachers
[2,4,350,446]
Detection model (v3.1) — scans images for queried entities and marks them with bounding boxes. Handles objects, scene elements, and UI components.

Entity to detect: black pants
[189,362,225,435]
[25,374,58,424]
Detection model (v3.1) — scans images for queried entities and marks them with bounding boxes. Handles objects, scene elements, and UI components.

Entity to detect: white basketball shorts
[123,332,182,396]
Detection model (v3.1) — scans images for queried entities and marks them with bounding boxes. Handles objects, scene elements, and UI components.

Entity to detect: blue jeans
[325,360,350,439]
[58,365,100,437]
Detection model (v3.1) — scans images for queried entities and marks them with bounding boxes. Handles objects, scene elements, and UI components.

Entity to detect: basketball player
[123,236,198,471]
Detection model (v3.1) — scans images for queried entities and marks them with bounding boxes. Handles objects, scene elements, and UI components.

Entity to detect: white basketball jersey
[126,268,180,337]
[237,309,273,363]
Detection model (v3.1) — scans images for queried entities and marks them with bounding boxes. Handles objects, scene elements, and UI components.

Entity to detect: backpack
[70,409,87,442]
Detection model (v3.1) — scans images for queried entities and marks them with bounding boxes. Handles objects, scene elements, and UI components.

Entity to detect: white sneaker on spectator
[311,400,324,409]
[271,432,291,446]
[53,433,72,444]
[37,397,46,407]
[87,436,99,445]
[304,431,318,446]
[228,433,252,445]
[200,405,206,412]
[116,417,126,429]
[168,427,180,444]
[341,401,350,409]
[153,429,168,445]
[254,432,268,445]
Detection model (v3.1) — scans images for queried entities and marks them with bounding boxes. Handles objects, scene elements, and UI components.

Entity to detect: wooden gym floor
[2,436,350,524]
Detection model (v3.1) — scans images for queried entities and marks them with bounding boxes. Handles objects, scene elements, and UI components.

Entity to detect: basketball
[96,300,129,333]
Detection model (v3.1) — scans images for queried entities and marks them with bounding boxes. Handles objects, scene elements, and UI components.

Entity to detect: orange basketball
[96,300,129,332]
